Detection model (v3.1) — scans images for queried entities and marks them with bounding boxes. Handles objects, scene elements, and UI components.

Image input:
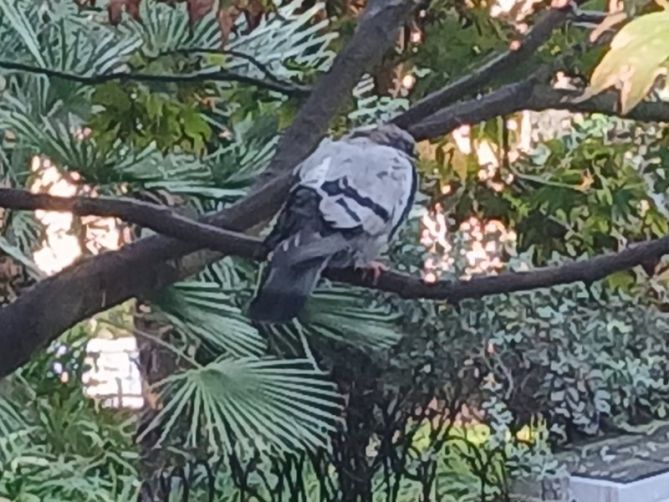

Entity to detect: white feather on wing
[296,137,415,237]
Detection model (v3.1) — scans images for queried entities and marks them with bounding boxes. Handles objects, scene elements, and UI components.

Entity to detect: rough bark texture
[135,306,179,502]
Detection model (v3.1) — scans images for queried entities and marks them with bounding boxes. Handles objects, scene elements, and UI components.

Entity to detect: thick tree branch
[0,60,310,97]
[526,87,669,121]
[408,76,538,140]
[2,187,668,304]
[0,189,260,258]
[393,3,575,129]
[0,0,417,378]
[328,237,669,301]
[3,189,669,331]
[408,78,669,141]
[254,0,417,187]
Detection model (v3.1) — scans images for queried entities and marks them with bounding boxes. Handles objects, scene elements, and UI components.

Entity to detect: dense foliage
[2,0,669,501]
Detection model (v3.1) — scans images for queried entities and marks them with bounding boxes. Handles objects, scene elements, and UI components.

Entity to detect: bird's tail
[248,255,329,323]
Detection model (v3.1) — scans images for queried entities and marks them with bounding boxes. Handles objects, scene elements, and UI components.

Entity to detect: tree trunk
[135,303,179,502]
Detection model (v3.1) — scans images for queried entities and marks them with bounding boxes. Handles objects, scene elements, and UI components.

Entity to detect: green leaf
[581,11,669,113]
[181,108,212,153]
[153,281,266,357]
[139,357,343,454]
[274,286,405,351]
[0,0,45,66]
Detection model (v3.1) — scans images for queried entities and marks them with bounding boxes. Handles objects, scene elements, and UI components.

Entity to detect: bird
[248,123,418,323]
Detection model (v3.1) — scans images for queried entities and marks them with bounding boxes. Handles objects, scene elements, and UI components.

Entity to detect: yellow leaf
[589,11,628,43]
[575,171,594,191]
[450,147,470,182]
[204,53,228,67]
[580,11,669,114]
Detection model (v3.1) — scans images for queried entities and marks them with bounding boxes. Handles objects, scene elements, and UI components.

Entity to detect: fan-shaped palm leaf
[1,105,158,182]
[125,0,221,57]
[0,395,34,468]
[349,75,410,127]
[265,286,405,351]
[0,0,45,66]
[153,281,266,357]
[227,1,336,80]
[0,236,44,280]
[139,357,343,455]
[42,19,140,77]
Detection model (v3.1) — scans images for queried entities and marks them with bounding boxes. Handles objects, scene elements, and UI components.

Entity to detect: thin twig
[0,60,310,97]
[161,47,294,86]
[393,4,576,129]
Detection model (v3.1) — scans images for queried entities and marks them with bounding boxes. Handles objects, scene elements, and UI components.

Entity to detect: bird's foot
[361,261,389,285]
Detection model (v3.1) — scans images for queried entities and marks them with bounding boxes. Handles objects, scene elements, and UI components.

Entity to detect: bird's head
[348,123,417,157]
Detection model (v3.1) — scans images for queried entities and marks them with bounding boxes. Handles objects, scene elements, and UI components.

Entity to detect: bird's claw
[361,261,388,285]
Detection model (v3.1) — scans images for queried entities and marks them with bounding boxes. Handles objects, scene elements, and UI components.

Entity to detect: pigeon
[248,123,418,323]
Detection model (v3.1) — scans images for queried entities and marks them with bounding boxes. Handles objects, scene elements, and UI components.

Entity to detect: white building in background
[82,337,144,409]
[30,154,143,409]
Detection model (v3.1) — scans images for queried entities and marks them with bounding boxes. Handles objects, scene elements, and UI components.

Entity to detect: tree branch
[253,0,417,187]
[393,3,575,129]
[327,238,669,301]
[3,188,669,332]
[0,189,261,258]
[407,77,669,141]
[0,60,310,97]
[0,0,417,379]
[2,187,668,303]
[527,87,669,121]
[407,75,538,140]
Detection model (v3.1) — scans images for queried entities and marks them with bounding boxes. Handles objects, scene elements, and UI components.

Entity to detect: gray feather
[249,250,328,324]
[250,123,417,323]
[296,130,415,238]
[281,234,349,267]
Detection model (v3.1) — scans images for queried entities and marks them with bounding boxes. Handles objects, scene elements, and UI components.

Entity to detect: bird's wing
[296,138,416,238]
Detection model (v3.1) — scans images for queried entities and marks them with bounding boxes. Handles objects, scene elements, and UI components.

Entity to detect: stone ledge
[510,421,669,501]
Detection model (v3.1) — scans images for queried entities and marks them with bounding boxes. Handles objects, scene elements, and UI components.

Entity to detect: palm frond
[349,76,410,128]
[153,281,266,357]
[0,394,34,468]
[126,0,221,57]
[199,257,253,292]
[206,113,279,187]
[139,357,343,455]
[0,104,159,183]
[0,235,44,279]
[265,286,405,352]
[42,18,140,76]
[2,453,140,501]
[125,114,280,201]
[227,1,336,81]
[0,0,45,66]
[0,375,140,500]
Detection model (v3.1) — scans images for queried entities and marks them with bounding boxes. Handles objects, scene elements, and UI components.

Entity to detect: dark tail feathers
[248,257,328,323]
